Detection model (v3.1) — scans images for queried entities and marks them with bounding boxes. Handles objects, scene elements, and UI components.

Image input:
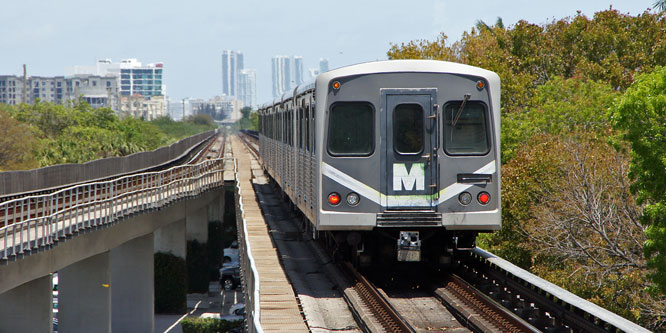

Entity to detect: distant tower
[319,58,329,74]
[239,69,256,108]
[271,55,291,98]
[222,50,243,97]
[293,56,303,86]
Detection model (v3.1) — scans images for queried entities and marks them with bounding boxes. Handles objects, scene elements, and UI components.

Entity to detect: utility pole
[22,64,27,103]
[182,99,185,120]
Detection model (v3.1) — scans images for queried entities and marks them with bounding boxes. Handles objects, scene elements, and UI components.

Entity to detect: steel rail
[342,262,415,333]
[435,272,540,333]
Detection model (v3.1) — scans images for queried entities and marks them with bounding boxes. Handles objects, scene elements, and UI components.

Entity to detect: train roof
[318,59,500,84]
[259,60,500,111]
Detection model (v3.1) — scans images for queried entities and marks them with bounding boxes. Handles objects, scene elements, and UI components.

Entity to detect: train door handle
[422,154,431,160]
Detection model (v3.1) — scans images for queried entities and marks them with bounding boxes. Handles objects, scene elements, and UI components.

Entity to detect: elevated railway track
[234,133,650,333]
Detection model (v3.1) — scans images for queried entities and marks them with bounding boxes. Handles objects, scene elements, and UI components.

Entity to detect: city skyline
[0,1,654,106]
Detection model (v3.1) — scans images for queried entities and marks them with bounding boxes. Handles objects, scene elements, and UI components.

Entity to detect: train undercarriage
[319,228,479,268]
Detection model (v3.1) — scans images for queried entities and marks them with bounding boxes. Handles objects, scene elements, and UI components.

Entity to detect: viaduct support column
[187,205,208,243]
[208,191,225,223]
[0,275,52,332]
[154,219,186,258]
[59,251,111,332]
[111,233,154,332]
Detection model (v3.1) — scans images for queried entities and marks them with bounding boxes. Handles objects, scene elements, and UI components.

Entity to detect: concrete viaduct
[0,131,231,332]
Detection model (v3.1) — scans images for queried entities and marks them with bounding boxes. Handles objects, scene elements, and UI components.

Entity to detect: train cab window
[443,101,490,155]
[393,104,424,154]
[327,102,374,155]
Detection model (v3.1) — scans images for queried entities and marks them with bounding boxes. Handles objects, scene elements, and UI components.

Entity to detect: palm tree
[475,17,504,34]
[654,0,666,12]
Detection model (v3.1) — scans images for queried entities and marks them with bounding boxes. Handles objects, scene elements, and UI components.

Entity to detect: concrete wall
[0,130,216,196]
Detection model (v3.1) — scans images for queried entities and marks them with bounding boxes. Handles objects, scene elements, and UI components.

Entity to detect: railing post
[19,199,24,254]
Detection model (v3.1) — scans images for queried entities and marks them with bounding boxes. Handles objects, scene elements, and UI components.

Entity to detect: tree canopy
[0,101,216,169]
[390,8,666,329]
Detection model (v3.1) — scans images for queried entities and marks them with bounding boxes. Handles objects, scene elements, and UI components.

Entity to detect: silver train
[257,60,501,265]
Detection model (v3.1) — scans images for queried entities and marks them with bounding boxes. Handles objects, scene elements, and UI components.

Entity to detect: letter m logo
[393,163,425,191]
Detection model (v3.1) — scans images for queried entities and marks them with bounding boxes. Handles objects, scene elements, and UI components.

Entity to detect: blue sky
[0,1,655,105]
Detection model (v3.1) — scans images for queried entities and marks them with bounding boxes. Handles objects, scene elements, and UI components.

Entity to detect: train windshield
[327,102,374,155]
[443,101,489,155]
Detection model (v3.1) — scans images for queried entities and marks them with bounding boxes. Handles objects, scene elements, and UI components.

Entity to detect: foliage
[388,8,666,114]
[612,67,666,295]
[154,252,187,314]
[151,115,217,142]
[187,240,210,293]
[0,110,39,170]
[235,107,257,131]
[180,317,242,333]
[208,221,224,281]
[502,76,618,161]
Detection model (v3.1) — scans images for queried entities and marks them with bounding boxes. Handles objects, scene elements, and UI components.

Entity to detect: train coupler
[396,231,421,262]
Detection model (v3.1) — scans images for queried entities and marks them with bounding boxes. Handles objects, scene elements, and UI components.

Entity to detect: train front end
[316,60,501,265]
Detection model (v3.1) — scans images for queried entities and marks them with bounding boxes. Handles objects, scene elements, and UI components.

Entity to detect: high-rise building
[0,74,119,110]
[221,50,243,97]
[117,59,164,98]
[0,76,27,105]
[272,55,291,98]
[239,69,256,109]
[71,59,164,98]
[293,56,303,86]
[320,58,329,74]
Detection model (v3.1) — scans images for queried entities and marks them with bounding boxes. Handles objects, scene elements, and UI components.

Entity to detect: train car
[257,60,500,265]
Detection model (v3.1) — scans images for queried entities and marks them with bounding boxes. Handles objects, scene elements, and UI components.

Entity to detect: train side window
[442,101,490,155]
[308,103,314,155]
[305,106,310,152]
[327,102,374,156]
[299,106,305,150]
[393,104,424,154]
[284,110,291,146]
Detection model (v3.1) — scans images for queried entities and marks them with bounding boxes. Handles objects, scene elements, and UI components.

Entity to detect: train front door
[382,89,438,210]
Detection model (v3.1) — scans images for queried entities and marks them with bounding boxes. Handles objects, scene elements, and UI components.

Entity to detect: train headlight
[346,192,360,206]
[328,192,341,206]
[478,192,491,205]
[458,192,472,206]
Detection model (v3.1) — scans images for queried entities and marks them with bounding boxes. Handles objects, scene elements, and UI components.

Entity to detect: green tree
[0,109,40,170]
[612,67,666,294]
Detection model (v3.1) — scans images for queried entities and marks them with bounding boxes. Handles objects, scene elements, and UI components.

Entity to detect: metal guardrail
[234,158,263,333]
[472,248,651,333]
[0,158,227,263]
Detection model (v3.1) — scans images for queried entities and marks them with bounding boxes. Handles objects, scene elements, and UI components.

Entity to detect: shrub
[180,317,242,333]
[154,252,187,313]
[208,221,224,281]
[187,240,209,293]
